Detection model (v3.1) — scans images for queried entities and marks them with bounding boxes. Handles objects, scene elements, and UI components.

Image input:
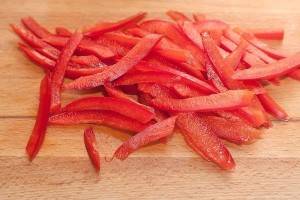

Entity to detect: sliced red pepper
[70,55,105,68]
[43,35,114,59]
[55,27,72,37]
[232,52,300,80]
[64,34,162,90]
[49,110,148,132]
[96,37,130,58]
[140,20,205,70]
[200,115,262,144]
[193,13,206,22]
[234,28,288,59]
[289,69,300,81]
[176,113,235,170]
[126,27,150,37]
[50,32,83,113]
[113,116,177,160]
[84,12,146,37]
[257,93,288,120]
[21,16,52,38]
[224,39,248,70]
[63,96,154,123]
[179,21,204,50]
[205,59,228,92]
[84,127,100,172]
[26,73,51,161]
[151,89,254,112]
[166,10,190,22]
[170,83,205,97]
[104,82,134,101]
[138,83,179,99]
[248,28,284,40]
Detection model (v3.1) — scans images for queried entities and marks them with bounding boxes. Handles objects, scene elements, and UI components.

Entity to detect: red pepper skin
[224,39,248,70]
[180,21,204,50]
[170,83,205,97]
[49,110,148,132]
[193,13,206,22]
[232,52,300,80]
[151,89,254,112]
[166,10,190,22]
[176,113,235,170]
[63,96,154,123]
[104,82,134,101]
[84,12,146,37]
[26,74,51,161]
[21,16,52,38]
[138,83,179,99]
[64,34,162,90]
[70,55,105,68]
[96,37,130,58]
[257,93,288,120]
[249,28,284,40]
[114,116,177,160]
[43,35,115,59]
[126,27,150,37]
[200,116,262,145]
[289,69,300,81]
[50,32,83,113]
[84,127,100,172]
[55,27,72,37]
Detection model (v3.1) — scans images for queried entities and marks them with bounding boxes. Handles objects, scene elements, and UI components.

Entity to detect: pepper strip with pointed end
[114,116,177,160]
[176,113,235,170]
[84,127,100,172]
[166,10,190,22]
[55,27,72,37]
[248,28,284,40]
[26,74,51,161]
[64,34,162,90]
[21,16,52,38]
[50,31,83,113]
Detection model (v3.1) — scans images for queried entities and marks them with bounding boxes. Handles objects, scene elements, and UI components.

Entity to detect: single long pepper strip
[21,16,52,38]
[84,127,100,172]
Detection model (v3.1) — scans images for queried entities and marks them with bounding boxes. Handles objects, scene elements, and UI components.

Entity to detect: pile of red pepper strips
[11,10,299,172]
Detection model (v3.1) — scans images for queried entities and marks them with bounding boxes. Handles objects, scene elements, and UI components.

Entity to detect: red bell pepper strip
[289,69,300,81]
[21,16,52,38]
[257,93,288,120]
[50,32,83,113]
[224,39,248,70]
[232,52,300,80]
[63,96,154,123]
[84,127,100,172]
[64,34,162,90]
[55,27,72,37]
[176,113,235,170]
[205,59,228,92]
[84,12,146,37]
[179,21,204,50]
[166,10,190,22]
[138,83,179,99]
[151,89,254,112]
[26,73,51,161]
[140,20,205,70]
[248,28,284,40]
[170,83,205,97]
[113,116,177,160]
[104,82,134,101]
[70,55,105,68]
[126,27,150,37]
[96,37,130,58]
[193,13,206,22]
[18,44,105,79]
[200,116,262,145]
[234,28,288,59]
[49,110,148,132]
[43,35,115,59]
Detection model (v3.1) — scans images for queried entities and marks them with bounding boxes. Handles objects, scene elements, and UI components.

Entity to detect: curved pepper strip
[21,16,52,38]
[200,115,262,145]
[55,27,72,37]
[224,39,248,70]
[26,74,51,161]
[49,110,148,132]
[248,28,284,40]
[84,12,146,37]
[50,32,83,113]
[176,113,235,170]
[84,127,100,172]
[138,83,179,99]
[179,21,204,50]
[232,52,300,80]
[113,116,177,160]
[151,89,254,112]
[64,34,162,90]
[166,10,190,22]
[193,13,206,22]
[63,96,155,123]
[70,55,105,68]
[169,83,204,98]
[18,44,105,79]
[289,69,300,81]
[43,35,114,59]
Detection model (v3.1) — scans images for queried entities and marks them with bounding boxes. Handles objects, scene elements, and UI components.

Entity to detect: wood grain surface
[1,0,300,199]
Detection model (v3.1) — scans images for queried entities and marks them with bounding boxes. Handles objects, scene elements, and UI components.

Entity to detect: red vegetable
[49,110,147,132]
[64,34,162,90]
[151,90,254,112]
[84,12,146,37]
[26,74,51,161]
[63,96,154,123]
[180,21,204,50]
[21,16,52,38]
[193,13,206,22]
[166,10,190,22]
[176,113,235,170]
[232,52,300,80]
[84,127,100,172]
[55,27,72,37]
[50,31,83,113]
[114,116,177,160]
[249,28,284,40]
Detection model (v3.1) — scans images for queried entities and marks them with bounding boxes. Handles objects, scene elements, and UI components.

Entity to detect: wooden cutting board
[1,0,300,199]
